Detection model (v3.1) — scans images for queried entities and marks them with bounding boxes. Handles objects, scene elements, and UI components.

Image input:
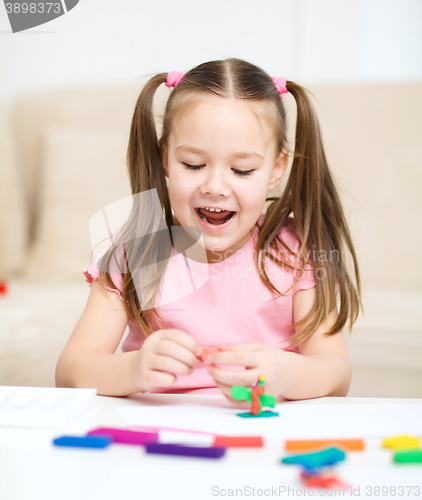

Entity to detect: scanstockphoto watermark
[211,485,346,496]
[210,262,319,283]
[207,246,339,281]
[207,246,340,265]
[3,0,79,33]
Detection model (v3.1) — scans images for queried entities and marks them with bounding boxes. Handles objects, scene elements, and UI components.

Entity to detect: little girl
[56,58,361,401]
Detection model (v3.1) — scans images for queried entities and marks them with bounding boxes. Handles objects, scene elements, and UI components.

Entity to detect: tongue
[198,208,233,221]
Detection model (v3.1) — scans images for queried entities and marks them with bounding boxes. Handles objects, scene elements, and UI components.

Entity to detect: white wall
[0,0,421,105]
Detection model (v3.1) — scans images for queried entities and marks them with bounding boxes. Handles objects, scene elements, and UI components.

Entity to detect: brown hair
[96,58,361,346]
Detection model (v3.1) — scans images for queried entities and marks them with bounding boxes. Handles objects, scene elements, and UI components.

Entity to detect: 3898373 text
[364,486,420,496]
[5,3,62,14]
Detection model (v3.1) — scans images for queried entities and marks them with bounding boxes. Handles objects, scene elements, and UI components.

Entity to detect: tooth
[200,207,226,212]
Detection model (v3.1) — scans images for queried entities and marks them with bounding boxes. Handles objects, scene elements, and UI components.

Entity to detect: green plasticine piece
[281,447,346,470]
[236,410,279,418]
[231,376,277,416]
[231,386,251,402]
[260,394,276,408]
[394,450,422,464]
[231,386,276,408]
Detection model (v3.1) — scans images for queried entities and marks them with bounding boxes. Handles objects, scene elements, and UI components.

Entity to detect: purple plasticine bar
[87,427,158,445]
[53,435,112,448]
[145,443,226,459]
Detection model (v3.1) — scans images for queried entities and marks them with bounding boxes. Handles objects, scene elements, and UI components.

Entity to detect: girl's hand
[129,329,202,393]
[207,343,289,405]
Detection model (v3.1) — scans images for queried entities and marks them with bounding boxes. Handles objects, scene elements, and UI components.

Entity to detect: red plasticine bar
[214,436,263,447]
[198,346,220,361]
[87,427,158,445]
[285,439,365,451]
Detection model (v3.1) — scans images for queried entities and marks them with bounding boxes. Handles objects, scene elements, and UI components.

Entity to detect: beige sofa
[1,80,421,397]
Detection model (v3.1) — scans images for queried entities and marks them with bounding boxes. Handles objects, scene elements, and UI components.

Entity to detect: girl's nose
[200,167,231,197]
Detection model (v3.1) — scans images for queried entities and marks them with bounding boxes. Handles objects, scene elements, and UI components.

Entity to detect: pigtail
[127,73,173,229]
[268,81,361,345]
[98,73,175,335]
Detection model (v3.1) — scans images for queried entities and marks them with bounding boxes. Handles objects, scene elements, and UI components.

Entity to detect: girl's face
[161,96,287,263]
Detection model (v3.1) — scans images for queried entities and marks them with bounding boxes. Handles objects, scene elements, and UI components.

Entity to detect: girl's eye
[182,163,254,177]
[233,168,254,177]
[183,163,205,170]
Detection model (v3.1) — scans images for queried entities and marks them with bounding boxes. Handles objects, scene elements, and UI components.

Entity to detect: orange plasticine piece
[286,439,365,452]
[198,346,219,361]
[250,384,264,415]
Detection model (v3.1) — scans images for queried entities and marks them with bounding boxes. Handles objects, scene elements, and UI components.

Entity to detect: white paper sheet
[115,403,422,440]
[0,386,97,428]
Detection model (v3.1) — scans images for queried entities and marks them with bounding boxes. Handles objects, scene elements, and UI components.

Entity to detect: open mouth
[195,208,236,226]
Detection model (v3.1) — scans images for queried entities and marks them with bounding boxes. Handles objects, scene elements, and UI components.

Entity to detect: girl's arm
[208,286,352,401]
[55,280,201,397]
[55,279,141,396]
[280,286,352,399]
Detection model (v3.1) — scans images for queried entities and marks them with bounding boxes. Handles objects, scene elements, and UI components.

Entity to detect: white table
[1,395,421,500]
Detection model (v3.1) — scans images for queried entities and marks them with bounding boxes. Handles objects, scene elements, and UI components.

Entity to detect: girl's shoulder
[255,214,316,291]
[279,216,301,244]
[256,214,302,253]
[83,240,127,302]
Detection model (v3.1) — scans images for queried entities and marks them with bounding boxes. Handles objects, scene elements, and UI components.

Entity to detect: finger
[160,329,201,356]
[209,365,260,387]
[215,380,232,394]
[153,354,194,376]
[209,350,260,367]
[214,381,232,398]
[146,370,176,391]
[155,339,200,368]
[215,382,252,409]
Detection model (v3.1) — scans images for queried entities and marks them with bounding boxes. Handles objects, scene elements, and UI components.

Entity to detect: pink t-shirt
[83,215,316,394]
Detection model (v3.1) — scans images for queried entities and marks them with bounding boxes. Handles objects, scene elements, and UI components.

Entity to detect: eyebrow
[175,145,264,160]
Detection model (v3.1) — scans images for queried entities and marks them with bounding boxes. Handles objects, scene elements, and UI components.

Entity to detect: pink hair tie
[166,70,184,88]
[272,76,288,97]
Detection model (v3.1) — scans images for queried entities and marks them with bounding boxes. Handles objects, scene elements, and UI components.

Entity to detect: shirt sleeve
[292,261,317,295]
[82,244,126,302]
[280,219,317,295]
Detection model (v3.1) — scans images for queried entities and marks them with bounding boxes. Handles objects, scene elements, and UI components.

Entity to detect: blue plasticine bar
[281,447,346,470]
[53,435,112,448]
[145,443,226,458]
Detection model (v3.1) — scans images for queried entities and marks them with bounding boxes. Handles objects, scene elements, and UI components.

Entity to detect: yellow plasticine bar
[381,435,420,450]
